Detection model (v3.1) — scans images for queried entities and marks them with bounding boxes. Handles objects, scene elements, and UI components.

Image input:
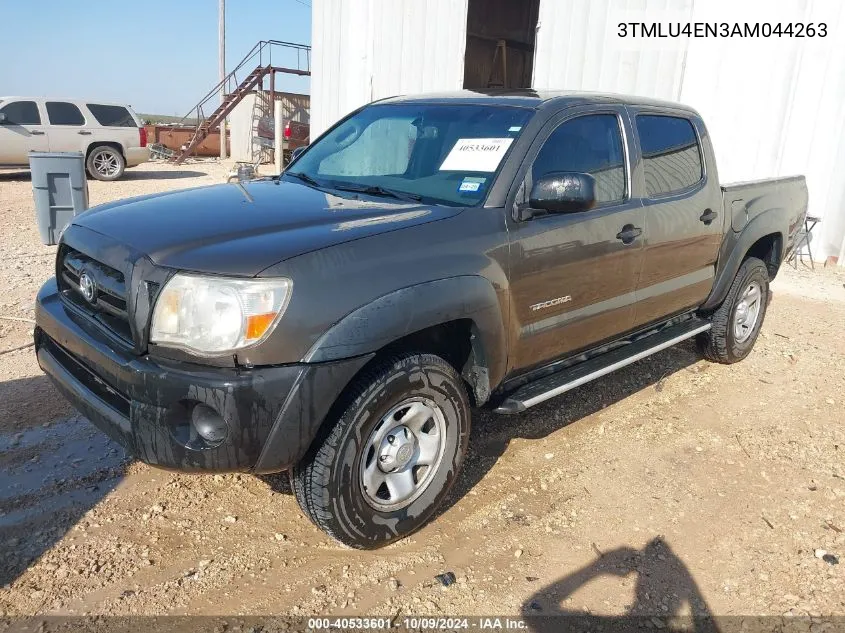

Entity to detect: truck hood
[74,179,462,276]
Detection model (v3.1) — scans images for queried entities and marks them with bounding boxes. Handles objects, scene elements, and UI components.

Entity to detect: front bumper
[35,278,370,473]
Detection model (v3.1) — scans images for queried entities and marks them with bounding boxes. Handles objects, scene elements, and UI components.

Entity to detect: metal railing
[170,40,311,130]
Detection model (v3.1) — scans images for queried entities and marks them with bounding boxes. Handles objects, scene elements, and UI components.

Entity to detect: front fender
[303,276,508,403]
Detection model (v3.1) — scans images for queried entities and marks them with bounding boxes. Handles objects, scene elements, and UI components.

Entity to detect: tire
[291,353,471,549]
[697,256,769,364]
[86,146,125,181]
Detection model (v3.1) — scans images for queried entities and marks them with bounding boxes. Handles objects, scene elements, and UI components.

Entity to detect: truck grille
[57,245,134,344]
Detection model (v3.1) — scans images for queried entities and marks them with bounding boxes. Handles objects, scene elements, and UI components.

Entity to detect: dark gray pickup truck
[35,90,808,548]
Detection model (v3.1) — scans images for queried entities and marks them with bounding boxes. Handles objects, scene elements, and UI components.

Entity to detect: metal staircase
[169,40,310,164]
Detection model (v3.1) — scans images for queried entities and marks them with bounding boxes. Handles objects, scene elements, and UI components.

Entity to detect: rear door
[507,105,645,371]
[628,109,723,326]
[44,101,88,152]
[84,103,140,150]
[0,100,49,163]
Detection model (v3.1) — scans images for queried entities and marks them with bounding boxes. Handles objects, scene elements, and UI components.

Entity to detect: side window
[635,115,703,197]
[46,102,86,126]
[532,114,626,204]
[0,101,41,125]
[87,104,136,127]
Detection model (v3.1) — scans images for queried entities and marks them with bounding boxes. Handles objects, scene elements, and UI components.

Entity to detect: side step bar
[494,318,711,414]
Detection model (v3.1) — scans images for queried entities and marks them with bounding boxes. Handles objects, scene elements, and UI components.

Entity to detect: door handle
[29,130,45,136]
[699,208,718,225]
[78,130,92,135]
[616,224,642,245]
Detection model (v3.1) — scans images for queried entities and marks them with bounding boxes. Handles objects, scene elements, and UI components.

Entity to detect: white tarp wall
[311,0,468,136]
[311,0,845,262]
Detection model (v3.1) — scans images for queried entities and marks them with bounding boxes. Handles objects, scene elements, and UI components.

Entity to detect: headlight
[150,274,292,355]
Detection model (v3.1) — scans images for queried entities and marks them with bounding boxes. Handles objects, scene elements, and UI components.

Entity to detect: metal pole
[219,0,228,160]
[274,99,283,174]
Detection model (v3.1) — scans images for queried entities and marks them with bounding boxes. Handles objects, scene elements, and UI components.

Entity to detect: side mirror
[289,145,307,163]
[0,112,6,124]
[529,172,597,214]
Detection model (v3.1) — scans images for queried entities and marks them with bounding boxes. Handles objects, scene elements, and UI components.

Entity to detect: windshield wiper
[332,183,423,203]
[285,171,322,188]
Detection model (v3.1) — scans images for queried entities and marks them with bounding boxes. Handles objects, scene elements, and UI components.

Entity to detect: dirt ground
[0,162,843,620]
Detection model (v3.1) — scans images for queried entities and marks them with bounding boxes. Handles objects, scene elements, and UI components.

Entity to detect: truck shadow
[0,169,207,182]
[0,170,31,181]
[123,169,207,180]
[0,375,130,587]
[520,537,719,632]
[443,340,702,514]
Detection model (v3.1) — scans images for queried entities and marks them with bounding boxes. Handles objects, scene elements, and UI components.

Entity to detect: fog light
[191,404,228,445]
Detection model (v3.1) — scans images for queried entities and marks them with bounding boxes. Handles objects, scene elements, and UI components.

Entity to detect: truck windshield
[286,103,533,207]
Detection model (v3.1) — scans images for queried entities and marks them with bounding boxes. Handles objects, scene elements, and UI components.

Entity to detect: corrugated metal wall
[311,0,845,262]
[532,0,691,99]
[273,92,311,124]
[679,0,845,263]
[311,0,468,136]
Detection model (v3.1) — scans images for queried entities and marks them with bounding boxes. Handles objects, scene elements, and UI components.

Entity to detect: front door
[0,100,49,164]
[508,107,645,371]
[628,110,723,326]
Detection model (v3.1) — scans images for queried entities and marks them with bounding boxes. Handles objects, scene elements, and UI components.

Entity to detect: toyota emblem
[78,272,97,304]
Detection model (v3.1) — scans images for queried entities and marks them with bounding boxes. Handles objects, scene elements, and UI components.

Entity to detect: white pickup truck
[0,97,150,180]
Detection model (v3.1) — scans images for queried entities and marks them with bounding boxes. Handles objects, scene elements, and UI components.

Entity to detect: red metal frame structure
[169,40,311,164]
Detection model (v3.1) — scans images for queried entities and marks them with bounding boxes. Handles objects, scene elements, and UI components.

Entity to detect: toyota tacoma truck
[34,90,808,548]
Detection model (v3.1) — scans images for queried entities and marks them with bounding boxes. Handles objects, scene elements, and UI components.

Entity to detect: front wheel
[697,256,770,363]
[86,146,125,181]
[291,353,471,549]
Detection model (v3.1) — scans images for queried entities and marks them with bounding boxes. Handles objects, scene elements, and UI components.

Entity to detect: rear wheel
[291,353,470,549]
[698,256,769,363]
[87,146,125,181]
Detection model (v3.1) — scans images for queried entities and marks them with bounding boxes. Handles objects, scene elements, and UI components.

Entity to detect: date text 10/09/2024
[307,617,528,630]
[618,22,827,38]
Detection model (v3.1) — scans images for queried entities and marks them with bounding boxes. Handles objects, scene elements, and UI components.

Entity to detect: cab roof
[377,89,698,114]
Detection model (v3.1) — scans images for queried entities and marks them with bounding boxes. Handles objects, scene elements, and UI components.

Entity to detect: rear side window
[86,104,137,127]
[46,102,86,126]
[0,100,40,125]
[532,114,626,204]
[636,115,703,197]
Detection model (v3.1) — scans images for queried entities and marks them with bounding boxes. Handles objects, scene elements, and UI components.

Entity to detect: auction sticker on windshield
[458,176,486,192]
[439,138,514,172]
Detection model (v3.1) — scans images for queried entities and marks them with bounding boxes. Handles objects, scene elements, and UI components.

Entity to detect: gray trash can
[29,152,89,245]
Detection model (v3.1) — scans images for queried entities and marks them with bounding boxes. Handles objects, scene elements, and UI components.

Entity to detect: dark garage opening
[462,0,541,91]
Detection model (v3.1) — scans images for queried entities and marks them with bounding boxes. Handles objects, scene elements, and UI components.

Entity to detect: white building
[311,0,845,263]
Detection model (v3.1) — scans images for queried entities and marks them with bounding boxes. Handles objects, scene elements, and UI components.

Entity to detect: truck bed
[721,174,808,255]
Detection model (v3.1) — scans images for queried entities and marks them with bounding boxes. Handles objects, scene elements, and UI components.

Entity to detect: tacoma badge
[530,296,572,311]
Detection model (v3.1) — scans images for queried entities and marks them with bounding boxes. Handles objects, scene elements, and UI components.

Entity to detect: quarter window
[636,115,703,196]
[46,102,86,126]
[0,101,41,125]
[532,114,626,204]
[87,104,137,127]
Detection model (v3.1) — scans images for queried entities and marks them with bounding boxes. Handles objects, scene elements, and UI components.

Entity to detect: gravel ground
[0,162,843,619]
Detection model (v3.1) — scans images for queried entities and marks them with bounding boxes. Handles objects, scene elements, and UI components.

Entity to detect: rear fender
[701,212,784,311]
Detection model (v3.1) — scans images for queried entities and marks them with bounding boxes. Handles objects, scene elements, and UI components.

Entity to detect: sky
[0,0,312,116]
